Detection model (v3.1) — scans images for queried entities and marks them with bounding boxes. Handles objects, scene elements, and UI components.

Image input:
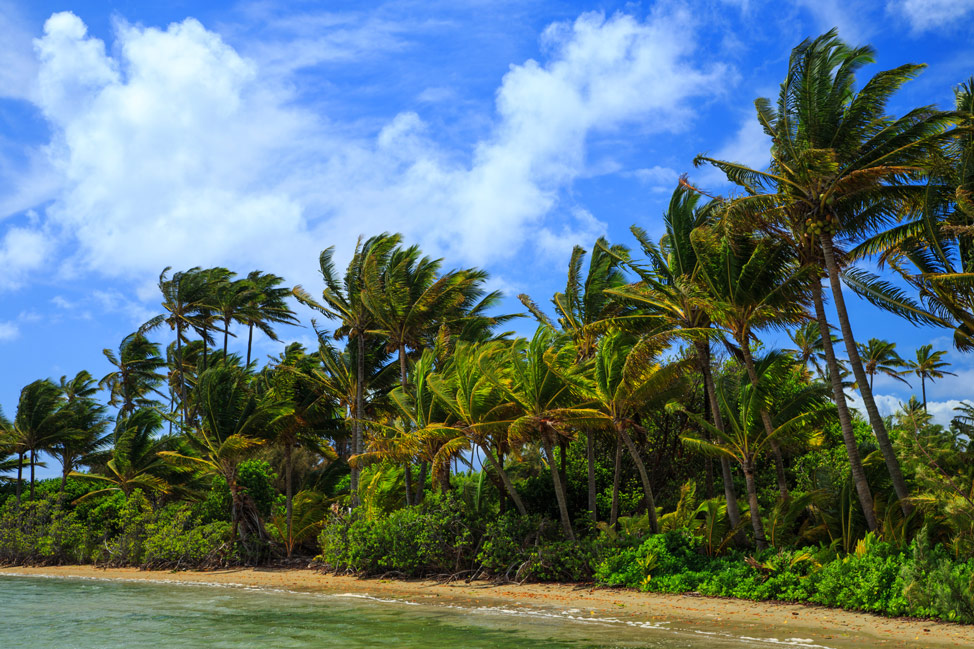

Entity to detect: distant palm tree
[51,371,110,494]
[786,321,841,381]
[857,338,911,391]
[241,271,299,367]
[11,379,66,502]
[100,333,168,416]
[909,344,956,410]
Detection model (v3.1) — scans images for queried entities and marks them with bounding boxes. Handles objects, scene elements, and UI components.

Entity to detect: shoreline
[2,565,972,648]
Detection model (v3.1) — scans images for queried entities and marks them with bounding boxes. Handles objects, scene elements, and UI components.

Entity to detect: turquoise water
[0,575,826,648]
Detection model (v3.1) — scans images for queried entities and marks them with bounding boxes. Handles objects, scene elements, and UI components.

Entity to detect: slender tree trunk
[285,442,293,558]
[176,322,188,427]
[618,424,659,534]
[586,431,597,522]
[743,459,767,550]
[351,334,366,507]
[60,464,69,496]
[202,325,208,371]
[16,452,23,506]
[541,434,574,540]
[701,385,715,498]
[739,339,789,499]
[29,449,35,500]
[481,444,527,516]
[223,319,230,358]
[695,341,744,534]
[820,236,912,516]
[810,280,879,531]
[922,377,927,411]
[246,323,254,367]
[397,343,424,505]
[610,437,622,527]
[416,461,427,504]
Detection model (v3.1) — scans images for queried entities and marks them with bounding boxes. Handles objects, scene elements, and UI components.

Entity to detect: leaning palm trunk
[15,452,23,505]
[739,342,789,498]
[810,280,879,531]
[586,432,597,522]
[743,459,768,550]
[541,433,574,540]
[695,342,744,534]
[398,343,424,505]
[617,424,659,534]
[820,236,912,516]
[479,444,527,516]
[610,438,622,526]
[29,449,36,500]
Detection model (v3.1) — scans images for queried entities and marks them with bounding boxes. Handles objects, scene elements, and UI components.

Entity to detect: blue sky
[2,0,974,466]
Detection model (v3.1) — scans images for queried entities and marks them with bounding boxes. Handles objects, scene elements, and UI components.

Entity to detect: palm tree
[857,338,910,391]
[785,322,840,381]
[72,409,175,500]
[428,342,526,514]
[691,224,810,498]
[11,379,66,502]
[695,31,954,521]
[160,365,285,545]
[50,371,110,495]
[576,331,689,533]
[679,355,830,549]
[241,271,299,367]
[605,186,745,533]
[294,234,400,503]
[195,267,233,371]
[100,333,168,417]
[361,241,495,504]
[260,344,337,555]
[143,267,211,425]
[909,344,956,410]
[520,237,629,521]
[483,327,605,540]
[212,274,250,358]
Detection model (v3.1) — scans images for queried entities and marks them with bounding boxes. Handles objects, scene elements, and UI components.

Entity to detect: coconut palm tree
[160,365,285,545]
[691,224,811,498]
[857,338,911,391]
[294,234,400,503]
[72,408,175,500]
[785,322,840,381]
[212,274,250,358]
[694,30,954,520]
[143,267,212,425]
[428,342,526,514]
[241,271,299,367]
[520,237,629,521]
[50,371,109,494]
[11,379,67,502]
[100,333,168,417]
[482,327,605,540]
[909,344,956,410]
[574,331,689,533]
[604,186,746,533]
[679,355,831,549]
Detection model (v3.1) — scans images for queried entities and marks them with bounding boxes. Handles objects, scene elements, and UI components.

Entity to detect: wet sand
[1,565,971,648]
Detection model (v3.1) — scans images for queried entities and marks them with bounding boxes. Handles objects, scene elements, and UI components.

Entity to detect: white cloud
[849,392,967,429]
[888,0,974,32]
[0,225,53,290]
[794,0,874,42]
[695,116,770,189]
[0,321,19,341]
[0,1,37,101]
[16,8,727,296]
[628,165,679,189]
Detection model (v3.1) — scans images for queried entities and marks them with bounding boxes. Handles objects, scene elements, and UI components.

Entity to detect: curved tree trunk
[921,377,927,411]
[810,279,879,531]
[618,424,659,534]
[820,236,912,516]
[586,431,597,522]
[223,319,230,358]
[285,442,293,558]
[610,437,622,527]
[29,449,36,500]
[743,459,767,550]
[695,341,744,535]
[351,334,366,507]
[738,339,789,499]
[480,444,527,515]
[541,434,574,540]
[246,323,254,367]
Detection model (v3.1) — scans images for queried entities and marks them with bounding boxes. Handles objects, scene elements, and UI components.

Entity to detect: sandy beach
[1,565,971,648]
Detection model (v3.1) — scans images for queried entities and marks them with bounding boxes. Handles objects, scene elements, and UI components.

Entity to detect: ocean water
[0,575,837,648]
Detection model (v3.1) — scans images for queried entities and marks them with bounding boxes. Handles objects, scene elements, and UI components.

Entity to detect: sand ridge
[1,565,971,648]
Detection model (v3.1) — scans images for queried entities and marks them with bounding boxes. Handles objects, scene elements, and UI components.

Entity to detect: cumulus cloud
[0,1,37,101]
[888,0,974,32]
[0,224,54,290]
[13,8,726,295]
